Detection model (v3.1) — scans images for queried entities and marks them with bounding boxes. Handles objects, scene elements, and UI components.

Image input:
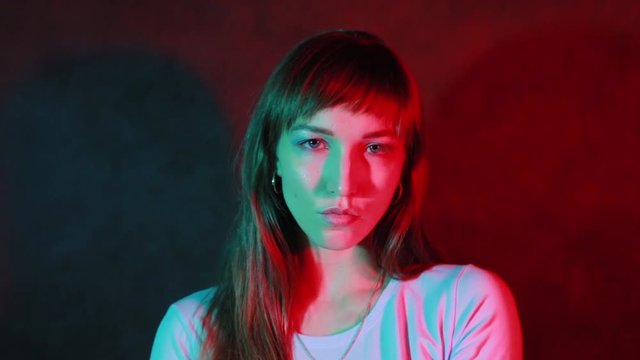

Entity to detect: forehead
[290,106,400,138]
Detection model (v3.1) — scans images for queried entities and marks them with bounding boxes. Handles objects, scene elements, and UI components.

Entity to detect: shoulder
[400,263,469,296]
[171,288,215,321]
[404,264,522,359]
[150,288,216,360]
[402,264,514,303]
[452,264,515,306]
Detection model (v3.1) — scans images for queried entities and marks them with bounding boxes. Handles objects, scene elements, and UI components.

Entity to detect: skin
[275,106,406,335]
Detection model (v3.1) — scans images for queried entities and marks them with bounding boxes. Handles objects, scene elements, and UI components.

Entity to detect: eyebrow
[290,124,398,139]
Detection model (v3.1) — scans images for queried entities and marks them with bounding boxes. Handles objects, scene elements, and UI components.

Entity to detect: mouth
[320,213,360,226]
[319,207,360,226]
[320,207,358,216]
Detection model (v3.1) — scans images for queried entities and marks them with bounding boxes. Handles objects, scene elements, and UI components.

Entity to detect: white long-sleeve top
[150,264,523,359]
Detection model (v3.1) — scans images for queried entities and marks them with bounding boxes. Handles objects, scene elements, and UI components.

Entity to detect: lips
[321,207,358,216]
[320,207,360,226]
[321,213,359,226]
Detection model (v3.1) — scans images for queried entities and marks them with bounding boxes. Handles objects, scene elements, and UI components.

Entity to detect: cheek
[372,156,404,188]
[281,161,322,225]
[286,158,322,193]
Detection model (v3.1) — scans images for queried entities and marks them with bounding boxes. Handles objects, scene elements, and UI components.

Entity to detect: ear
[421,156,430,197]
[275,136,286,177]
[275,148,282,177]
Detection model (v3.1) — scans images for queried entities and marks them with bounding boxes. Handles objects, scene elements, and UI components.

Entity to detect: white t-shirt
[150,264,522,359]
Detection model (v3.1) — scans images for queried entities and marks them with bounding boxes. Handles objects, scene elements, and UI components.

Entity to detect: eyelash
[298,138,391,155]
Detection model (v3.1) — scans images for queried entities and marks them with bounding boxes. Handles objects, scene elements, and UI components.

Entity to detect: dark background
[1,1,639,359]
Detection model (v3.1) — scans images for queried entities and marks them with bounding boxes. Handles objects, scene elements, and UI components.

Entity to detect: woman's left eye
[367,143,389,154]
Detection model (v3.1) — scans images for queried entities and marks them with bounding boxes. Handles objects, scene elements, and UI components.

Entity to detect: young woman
[151,30,522,360]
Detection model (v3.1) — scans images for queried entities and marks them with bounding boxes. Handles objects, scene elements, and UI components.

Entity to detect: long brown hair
[201,30,440,360]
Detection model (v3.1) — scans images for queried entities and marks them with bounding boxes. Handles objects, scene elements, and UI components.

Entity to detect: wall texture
[1,0,639,359]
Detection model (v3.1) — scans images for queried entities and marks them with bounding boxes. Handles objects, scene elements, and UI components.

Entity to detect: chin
[314,243,359,252]
[309,231,365,251]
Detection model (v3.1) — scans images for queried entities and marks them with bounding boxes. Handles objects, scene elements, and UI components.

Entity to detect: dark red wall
[1,1,639,359]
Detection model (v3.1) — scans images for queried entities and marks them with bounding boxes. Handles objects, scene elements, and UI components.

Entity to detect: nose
[326,147,362,197]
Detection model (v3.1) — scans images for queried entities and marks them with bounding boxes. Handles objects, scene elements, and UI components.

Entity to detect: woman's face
[275,106,406,250]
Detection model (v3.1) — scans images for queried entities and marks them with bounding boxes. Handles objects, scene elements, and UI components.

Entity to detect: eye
[299,138,327,151]
[367,143,390,154]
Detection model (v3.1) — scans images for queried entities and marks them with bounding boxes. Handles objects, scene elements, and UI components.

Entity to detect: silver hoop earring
[392,183,403,205]
[271,172,279,194]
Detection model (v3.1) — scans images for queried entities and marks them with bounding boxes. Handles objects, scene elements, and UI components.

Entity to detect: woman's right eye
[298,138,326,151]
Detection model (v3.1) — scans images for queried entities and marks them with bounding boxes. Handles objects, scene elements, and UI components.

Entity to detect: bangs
[276,35,417,140]
[306,74,408,135]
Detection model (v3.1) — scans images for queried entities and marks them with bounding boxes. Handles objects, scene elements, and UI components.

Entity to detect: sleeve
[450,265,523,360]
[150,304,203,360]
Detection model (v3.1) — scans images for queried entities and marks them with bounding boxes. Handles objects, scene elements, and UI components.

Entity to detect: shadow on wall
[426,24,640,359]
[0,50,237,359]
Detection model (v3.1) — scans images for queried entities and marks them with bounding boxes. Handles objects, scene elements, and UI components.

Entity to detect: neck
[309,245,380,302]
[289,244,382,333]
